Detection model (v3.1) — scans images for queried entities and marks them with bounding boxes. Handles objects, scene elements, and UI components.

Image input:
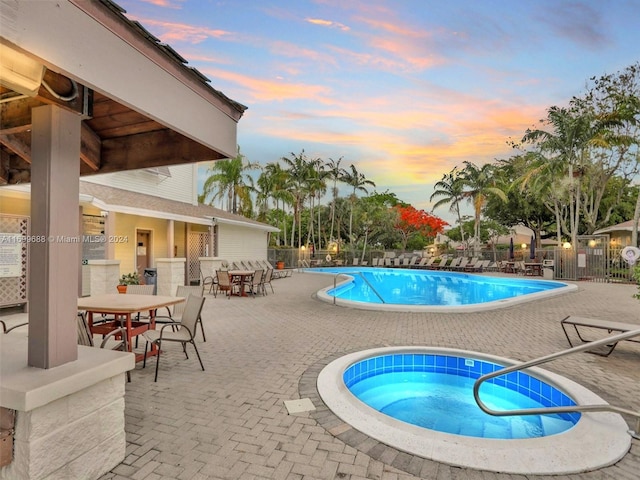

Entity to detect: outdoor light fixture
[0,42,45,97]
[521,243,527,249]
[563,242,572,249]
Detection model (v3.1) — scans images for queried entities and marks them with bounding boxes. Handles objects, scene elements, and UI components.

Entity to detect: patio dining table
[77,294,185,362]
[228,270,255,297]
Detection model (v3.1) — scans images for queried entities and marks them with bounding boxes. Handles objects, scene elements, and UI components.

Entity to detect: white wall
[82,164,197,204]
[218,223,268,261]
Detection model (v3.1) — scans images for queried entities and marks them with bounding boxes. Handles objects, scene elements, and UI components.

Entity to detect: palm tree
[342,164,375,252]
[281,150,313,248]
[261,161,293,246]
[459,161,507,249]
[522,105,623,247]
[199,146,259,215]
[326,157,347,242]
[430,167,466,248]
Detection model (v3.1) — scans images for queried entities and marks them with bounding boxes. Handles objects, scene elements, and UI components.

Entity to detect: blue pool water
[308,266,569,307]
[344,353,579,439]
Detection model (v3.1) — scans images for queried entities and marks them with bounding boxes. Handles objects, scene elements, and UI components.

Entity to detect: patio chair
[1,319,28,334]
[77,312,131,382]
[154,285,206,341]
[262,268,274,294]
[142,294,206,382]
[124,284,155,295]
[200,267,215,294]
[214,270,236,298]
[125,284,156,345]
[244,269,264,297]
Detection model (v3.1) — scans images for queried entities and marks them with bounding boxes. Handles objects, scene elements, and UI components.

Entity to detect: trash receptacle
[143,268,157,294]
[542,260,554,279]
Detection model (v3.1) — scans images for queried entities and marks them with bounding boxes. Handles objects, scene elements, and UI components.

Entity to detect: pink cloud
[306,17,350,31]
[201,68,334,103]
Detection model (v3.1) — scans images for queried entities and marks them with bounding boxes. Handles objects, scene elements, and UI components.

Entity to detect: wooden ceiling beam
[96,129,225,174]
[80,122,101,172]
[0,132,31,165]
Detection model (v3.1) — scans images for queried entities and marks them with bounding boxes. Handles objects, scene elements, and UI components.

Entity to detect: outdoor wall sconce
[563,242,572,249]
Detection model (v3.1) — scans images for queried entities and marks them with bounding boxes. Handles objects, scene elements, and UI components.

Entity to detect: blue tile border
[343,353,579,424]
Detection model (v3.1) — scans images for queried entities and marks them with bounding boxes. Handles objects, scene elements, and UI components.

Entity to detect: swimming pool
[307,266,577,312]
[318,347,631,474]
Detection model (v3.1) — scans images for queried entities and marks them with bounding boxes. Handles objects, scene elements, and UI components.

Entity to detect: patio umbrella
[529,235,536,260]
[509,238,514,260]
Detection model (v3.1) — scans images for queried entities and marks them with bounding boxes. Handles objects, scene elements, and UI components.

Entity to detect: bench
[561,315,640,357]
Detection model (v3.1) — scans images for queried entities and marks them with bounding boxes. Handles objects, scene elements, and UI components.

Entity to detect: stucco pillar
[156,258,185,296]
[200,257,225,280]
[87,260,121,296]
[28,105,80,368]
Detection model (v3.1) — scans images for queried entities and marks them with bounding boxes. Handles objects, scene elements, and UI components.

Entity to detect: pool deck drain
[284,398,315,414]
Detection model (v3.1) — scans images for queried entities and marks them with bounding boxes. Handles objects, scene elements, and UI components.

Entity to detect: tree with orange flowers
[393,205,448,251]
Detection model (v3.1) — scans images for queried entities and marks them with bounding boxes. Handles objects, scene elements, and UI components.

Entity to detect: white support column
[104,212,116,260]
[167,220,174,257]
[28,105,81,369]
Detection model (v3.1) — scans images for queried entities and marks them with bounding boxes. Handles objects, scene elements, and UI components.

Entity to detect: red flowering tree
[393,205,448,251]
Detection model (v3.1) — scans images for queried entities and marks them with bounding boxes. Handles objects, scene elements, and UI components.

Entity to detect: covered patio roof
[1,0,247,184]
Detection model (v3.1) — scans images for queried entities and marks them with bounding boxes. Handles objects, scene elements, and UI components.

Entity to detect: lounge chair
[561,316,640,356]
[431,258,450,270]
[142,294,206,381]
[465,259,490,272]
[371,258,380,267]
[444,258,461,270]
[452,258,470,271]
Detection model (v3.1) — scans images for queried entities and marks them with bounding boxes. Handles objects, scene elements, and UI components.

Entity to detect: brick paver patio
[100,272,639,480]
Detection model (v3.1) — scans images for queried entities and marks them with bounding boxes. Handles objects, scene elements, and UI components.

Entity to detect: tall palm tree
[522,105,623,247]
[199,146,259,215]
[343,164,375,251]
[326,157,347,242]
[430,167,466,247]
[261,161,293,246]
[281,150,313,248]
[459,161,507,248]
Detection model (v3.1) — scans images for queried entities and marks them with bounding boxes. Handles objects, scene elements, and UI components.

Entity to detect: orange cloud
[201,68,333,103]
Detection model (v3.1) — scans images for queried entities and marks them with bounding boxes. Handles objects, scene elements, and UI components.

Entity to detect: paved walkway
[97,272,639,479]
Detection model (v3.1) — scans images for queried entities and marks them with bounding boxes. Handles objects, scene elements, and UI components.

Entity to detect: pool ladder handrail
[332,272,385,305]
[473,327,640,439]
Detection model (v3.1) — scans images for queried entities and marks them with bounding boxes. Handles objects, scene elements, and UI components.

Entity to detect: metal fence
[269,237,637,284]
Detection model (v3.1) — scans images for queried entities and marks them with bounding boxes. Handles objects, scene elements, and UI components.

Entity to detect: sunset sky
[116,0,640,223]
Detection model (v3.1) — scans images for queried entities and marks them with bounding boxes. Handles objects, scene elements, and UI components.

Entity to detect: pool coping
[301,346,631,476]
[308,268,579,312]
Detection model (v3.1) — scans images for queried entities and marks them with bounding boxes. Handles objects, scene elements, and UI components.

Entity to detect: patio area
[7,272,639,479]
